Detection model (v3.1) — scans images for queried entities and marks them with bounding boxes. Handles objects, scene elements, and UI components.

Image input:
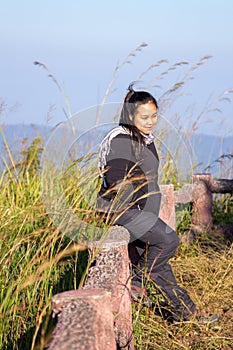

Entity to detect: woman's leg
[133,227,196,319]
[116,209,196,320]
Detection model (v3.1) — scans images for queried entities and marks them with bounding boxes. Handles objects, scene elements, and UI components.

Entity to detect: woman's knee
[165,230,180,252]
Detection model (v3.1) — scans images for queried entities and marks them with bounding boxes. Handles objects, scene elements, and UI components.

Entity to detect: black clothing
[98,133,161,215]
[98,130,196,321]
[116,209,196,320]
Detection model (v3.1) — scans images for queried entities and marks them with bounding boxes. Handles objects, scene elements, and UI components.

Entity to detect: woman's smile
[131,102,158,134]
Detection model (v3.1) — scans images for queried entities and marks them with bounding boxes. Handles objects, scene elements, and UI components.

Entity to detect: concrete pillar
[85,226,134,350]
[192,174,213,230]
[48,289,116,350]
[159,184,176,230]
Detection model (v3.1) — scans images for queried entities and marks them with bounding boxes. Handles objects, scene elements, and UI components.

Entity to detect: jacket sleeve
[104,134,134,187]
[99,134,161,215]
[98,134,138,211]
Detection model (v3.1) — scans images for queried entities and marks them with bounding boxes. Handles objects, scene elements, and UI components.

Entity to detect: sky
[1,0,233,136]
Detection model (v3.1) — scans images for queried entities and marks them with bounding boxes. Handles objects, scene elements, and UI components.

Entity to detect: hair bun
[128,82,135,92]
[125,81,138,102]
[127,80,140,92]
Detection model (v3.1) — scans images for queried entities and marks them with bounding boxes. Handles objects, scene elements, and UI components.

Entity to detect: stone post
[84,226,134,350]
[48,289,116,350]
[159,184,176,230]
[192,174,213,230]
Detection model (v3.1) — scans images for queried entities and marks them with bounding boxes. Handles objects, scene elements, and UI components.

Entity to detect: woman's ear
[129,114,133,121]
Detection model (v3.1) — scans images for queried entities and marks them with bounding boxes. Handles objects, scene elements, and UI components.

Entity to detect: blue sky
[1,0,233,135]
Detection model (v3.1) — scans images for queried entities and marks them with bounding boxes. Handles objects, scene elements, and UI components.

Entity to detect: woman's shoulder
[101,126,131,144]
[112,133,131,141]
[99,126,133,168]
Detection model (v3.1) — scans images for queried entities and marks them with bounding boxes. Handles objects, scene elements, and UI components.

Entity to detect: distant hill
[0,124,232,178]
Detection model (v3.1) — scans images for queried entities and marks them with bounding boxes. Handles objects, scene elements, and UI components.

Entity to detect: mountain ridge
[0,124,232,178]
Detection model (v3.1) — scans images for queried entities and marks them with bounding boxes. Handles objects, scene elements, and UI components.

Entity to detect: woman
[97,84,218,323]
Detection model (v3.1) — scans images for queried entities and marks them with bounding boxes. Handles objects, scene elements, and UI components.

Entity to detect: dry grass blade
[95,42,148,125]
[1,47,232,350]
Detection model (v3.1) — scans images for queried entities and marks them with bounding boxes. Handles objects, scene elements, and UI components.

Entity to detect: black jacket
[98,133,161,215]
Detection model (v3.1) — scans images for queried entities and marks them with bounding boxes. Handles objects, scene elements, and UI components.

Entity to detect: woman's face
[131,102,158,134]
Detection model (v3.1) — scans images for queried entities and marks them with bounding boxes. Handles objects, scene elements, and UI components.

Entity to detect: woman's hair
[119,83,158,160]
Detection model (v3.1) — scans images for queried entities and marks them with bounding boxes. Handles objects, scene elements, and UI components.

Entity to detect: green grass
[0,131,232,350]
[1,50,233,349]
[212,193,233,226]
[132,238,233,350]
[0,137,102,350]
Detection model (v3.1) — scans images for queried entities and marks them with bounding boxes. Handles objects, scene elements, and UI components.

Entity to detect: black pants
[116,208,196,320]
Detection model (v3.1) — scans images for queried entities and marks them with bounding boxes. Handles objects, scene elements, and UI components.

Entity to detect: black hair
[119,83,158,160]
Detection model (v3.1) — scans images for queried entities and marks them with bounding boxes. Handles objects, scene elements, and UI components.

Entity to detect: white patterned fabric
[98,126,155,171]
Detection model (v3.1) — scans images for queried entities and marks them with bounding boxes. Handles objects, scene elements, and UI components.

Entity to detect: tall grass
[0,133,101,349]
[0,45,232,349]
[132,240,233,350]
